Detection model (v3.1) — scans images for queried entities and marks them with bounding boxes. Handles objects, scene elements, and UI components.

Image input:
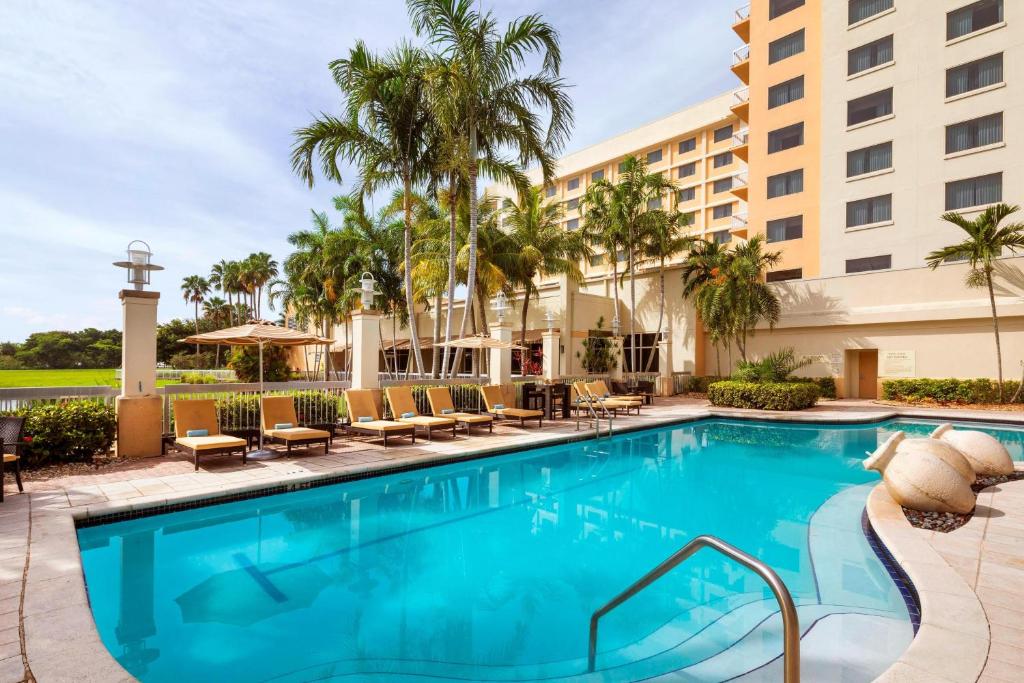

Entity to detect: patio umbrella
[181,320,333,460]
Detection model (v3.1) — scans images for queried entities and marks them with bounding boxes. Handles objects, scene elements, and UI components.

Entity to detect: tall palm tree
[209,260,235,325]
[638,210,692,371]
[246,252,279,319]
[408,0,572,375]
[292,41,433,376]
[202,296,230,366]
[726,235,782,362]
[502,185,588,347]
[681,239,731,376]
[180,275,210,360]
[580,181,625,340]
[926,203,1024,402]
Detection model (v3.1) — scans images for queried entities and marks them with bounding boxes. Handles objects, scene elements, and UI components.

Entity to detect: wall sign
[880,350,915,377]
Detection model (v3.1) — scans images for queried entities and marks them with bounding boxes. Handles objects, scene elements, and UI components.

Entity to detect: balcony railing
[732,44,750,65]
[732,129,749,148]
[731,172,749,189]
[731,211,749,229]
[732,86,749,107]
[734,3,751,23]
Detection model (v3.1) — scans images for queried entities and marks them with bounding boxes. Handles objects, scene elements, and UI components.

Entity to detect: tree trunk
[715,341,721,377]
[519,285,531,377]
[453,126,479,376]
[469,297,479,377]
[986,268,1005,402]
[431,291,442,378]
[644,263,666,373]
[392,313,400,382]
[402,170,426,376]
[194,300,200,360]
[323,319,332,381]
[442,174,458,379]
[628,240,637,378]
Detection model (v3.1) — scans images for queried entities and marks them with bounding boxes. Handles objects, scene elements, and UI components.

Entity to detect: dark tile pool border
[862,508,921,634]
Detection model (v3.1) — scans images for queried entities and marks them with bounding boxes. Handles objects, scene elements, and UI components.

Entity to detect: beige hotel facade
[317,0,1024,398]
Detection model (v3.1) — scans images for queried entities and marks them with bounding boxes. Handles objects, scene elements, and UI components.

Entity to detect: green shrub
[809,376,837,399]
[214,393,261,430]
[18,401,117,466]
[228,346,290,382]
[289,390,341,425]
[708,380,820,411]
[882,378,1022,404]
[686,376,724,394]
[734,347,812,383]
[169,351,218,370]
[179,372,219,384]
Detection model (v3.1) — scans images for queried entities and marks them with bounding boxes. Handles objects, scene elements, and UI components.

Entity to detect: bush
[213,394,261,430]
[809,376,837,399]
[169,351,218,370]
[228,346,290,382]
[179,372,219,384]
[882,378,1022,405]
[708,381,820,411]
[734,347,812,383]
[289,390,341,425]
[686,376,723,394]
[17,401,117,466]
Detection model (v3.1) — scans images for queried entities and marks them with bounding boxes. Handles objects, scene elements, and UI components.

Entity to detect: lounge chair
[260,395,332,455]
[592,379,645,407]
[480,385,543,428]
[426,387,494,435]
[173,399,248,471]
[344,389,416,447]
[385,386,457,441]
[581,381,641,416]
[0,416,26,502]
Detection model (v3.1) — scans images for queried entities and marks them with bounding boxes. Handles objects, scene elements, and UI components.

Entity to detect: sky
[0,0,736,342]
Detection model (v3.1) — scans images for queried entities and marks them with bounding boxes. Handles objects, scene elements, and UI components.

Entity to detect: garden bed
[903,471,1024,532]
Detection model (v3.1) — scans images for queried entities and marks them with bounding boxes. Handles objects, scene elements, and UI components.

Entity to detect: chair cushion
[273,422,293,430]
[3,454,18,463]
[357,416,374,423]
[400,411,415,419]
[493,403,505,410]
[186,429,209,438]
[441,408,455,415]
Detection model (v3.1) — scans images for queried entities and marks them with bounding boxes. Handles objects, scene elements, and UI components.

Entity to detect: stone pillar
[351,309,382,389]
[657,337,673,396]
[116,290,161,458]
[541,330,560,381]
[489,322,512,386]
[609,337,624,381]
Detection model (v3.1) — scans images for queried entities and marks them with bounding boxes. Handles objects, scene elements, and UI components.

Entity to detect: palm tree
[180,275,210,360]
[638,210,692,371]
[245,252,279,319]
[727,235,782,362]
[408,0,572,376]
[926,203,1024,402]
[580,181,625,339]
[202,296,230,366]
[681,239,732,375]
[209,260,234,325]
[502,185,588,347]
[292,41,433,376]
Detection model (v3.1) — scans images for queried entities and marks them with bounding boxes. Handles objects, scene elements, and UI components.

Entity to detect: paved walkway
[0,396,1021,682]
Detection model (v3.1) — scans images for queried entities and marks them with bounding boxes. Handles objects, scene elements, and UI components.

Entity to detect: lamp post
[544,310,557,333]
[355,272,381,310]
[493,290,510,323]
[113,240,163,291]
[542,311,560,381]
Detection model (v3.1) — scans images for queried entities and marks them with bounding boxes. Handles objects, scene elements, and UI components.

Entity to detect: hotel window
[769,29,805,64]
[946,173,1002,210]
[591,169,605,182]
[566,218,579,230]
[847,194,892,227]
[768,76,804,109]
[623,333,661,372]
[846,255,891,273]
[545,185,557,198]
[767,169,803,198]
[767,268,803,282]
[712,230,732,245]
[618,160,627,173]
[646,149,663,164]
[588,253,606,267]
[766,216,803,242]
[946,113,1003,154]
[848,35,893,75]
[770,0,805,19]
[848,88,892,126]
[713,152,733,168]
[947,0,1003,41]
[847,141,892,177]
[678,137,696,154]
[946,53,1003,98]
[567,177,580,191]
[712,204,733,220]
[647,197,661,210]
[677,162,696,178]
[767,123,804,153]
[566,198,579,210]
[676,187,696,203]
[713,125,733,143]
[681,211,697,225]
[849,0,894,25]
[713,178,733,194]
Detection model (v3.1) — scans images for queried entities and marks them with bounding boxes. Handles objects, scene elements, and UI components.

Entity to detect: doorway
[857,349,878,399]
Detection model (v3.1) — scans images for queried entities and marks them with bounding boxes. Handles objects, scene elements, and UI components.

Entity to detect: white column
[351,309,381,389]
[657,337,673,396]
[609,337,624,381]
[541,330,560,381]
[116,290,161,458]
[489,321,512,386]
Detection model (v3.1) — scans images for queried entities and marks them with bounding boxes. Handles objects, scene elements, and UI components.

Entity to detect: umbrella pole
[248,338,280,461]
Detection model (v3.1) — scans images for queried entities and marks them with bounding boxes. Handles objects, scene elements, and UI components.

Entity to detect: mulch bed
[17,452,145,482]
[876,399,1024,412]
[903,471,1024,533]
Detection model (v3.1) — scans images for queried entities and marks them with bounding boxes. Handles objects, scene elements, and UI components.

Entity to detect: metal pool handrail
[587,535,800,682]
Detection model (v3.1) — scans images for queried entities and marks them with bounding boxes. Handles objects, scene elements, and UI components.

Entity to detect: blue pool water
[78,419,1024,682]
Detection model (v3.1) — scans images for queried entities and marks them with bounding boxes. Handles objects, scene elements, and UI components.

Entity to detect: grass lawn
[0,369,177,388]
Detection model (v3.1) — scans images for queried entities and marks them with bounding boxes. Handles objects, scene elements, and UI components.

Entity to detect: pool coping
[20,408,1023,681]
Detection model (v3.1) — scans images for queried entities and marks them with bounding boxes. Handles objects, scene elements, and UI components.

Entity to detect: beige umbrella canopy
[181,321,333,460]
[434,334,528,351]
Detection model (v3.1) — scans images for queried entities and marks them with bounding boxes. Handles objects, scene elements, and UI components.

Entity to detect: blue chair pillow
[274,422,293,430]
[441,408,455,414]
[185,429,208,438]
[493,403,505,410]
[400,411,415,419]
[357,416,374,423]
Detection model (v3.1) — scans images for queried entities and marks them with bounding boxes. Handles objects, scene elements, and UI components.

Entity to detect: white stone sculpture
[864,431,975,514]
[898,437,976,484]
[931,423,1014,477]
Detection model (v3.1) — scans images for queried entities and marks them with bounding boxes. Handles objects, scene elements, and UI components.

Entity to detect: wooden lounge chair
[344,389,416,447]
[581,381,641,416]
[173,399,248,471]
[426,387,494,435]
[592,379,644,407]
[260,395,332,455]
[385,386,457,441]
[480,385,543,428]
[0,416,26,502]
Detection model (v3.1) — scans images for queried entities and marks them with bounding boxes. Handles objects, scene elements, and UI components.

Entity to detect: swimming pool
[77,418,1024,682]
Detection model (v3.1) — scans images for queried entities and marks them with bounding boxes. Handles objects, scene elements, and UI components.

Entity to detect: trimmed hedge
[708,381,820,411]
[808,376,837,399]
[686,376,724,394]
[882,378,1022,405]
[14,401,117,466]
[687,375,835,399]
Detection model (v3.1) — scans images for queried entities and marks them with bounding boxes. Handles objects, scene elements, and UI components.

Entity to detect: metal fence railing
[0,386,119,413]
[379,377,488,417]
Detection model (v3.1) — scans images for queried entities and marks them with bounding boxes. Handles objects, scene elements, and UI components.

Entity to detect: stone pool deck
[1,396,1022,682]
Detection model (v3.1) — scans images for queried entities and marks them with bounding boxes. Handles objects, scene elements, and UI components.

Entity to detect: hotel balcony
[730,211,749,239]
[730,44,750,84]
[731,128,749,162]
[729,171,748,201]
[730,86,749,122]
[732,4,751,43]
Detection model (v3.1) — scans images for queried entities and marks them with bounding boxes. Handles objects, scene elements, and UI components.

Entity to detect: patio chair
[0,416,26,502]
[480,385,543,428]
[260,396,332,455]
[635,380,656,404]
[385,386,457,441]
[590,380,644,410]
[344,389,416,447]
[425,387,494,435]
[582,381,641,416]
[173,399,248,471]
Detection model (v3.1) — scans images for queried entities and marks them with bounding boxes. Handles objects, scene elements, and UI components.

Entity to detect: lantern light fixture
[113,240,163,291]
